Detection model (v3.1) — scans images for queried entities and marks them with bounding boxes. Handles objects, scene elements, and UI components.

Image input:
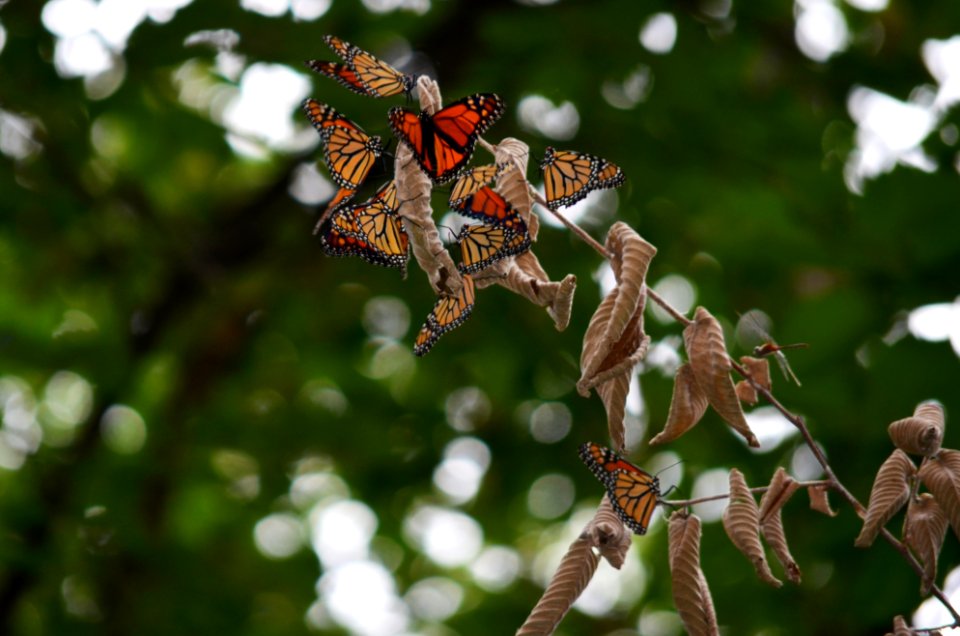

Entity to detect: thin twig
[645,287,693,327]
[528,188,612,259]
[665,481,831,508]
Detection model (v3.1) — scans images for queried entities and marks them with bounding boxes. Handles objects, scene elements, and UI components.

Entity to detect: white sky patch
[0,377,43,471]
[907,299,960,356]
[0,110,43,161]
[362,296,411,340]
[433,436,491,505]
[575,547,647,616]
[639,13,677,55]
[529,402,572,444]
[794,0,849,62]
[535,186,617,228]
[288,161,335,205]
[404,577,463,622]
[690,468,729,522]
[222,62,313,156]
[844,85,938,193]
[0,21,6,56]
[444,386,491,432]
[744,406,800,452]
[254,513,304,559]
[913,566,960,634]
[517,95,580,140]
[361,0,431,15]
[527,473,575,519]
[318,561,410,636]
[310,499,378,568]
[844,0,888,10]
[790,443,826,480]
[470,545,521,592]
[649,274,697,324]
[404,506,483,567]
[923,36,960,112]
[602,64,653,110]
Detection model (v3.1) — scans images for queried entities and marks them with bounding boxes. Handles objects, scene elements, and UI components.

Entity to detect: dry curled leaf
[903,493,948,594]
[592,495,633,569]
[597,374,630,452]
[477,253,577,331]
[668,512,719,636]
[493,138,539,240]
[889,401,946,457]
[735,356,772,406]
[758,467,802,584]
[722,469,781,587]
[809,484,838,517]
[684,307,759,447]
[919,449,960,540]
[855,449,916,548]
[887,615,916,636]
[650,363,709,446]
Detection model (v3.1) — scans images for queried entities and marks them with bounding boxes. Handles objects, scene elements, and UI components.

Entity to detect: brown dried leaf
[579,290,617,397]
[889,401,946,457]
[809,484,838,517]
[515,531,598,636]
[650,363,709,445]
[603,223,656,348]
[919,449,960,539]
[591,495,633,569]
[668,512,718,636]
[735,356,772,406]
[888,615,914,636]
[903,493,948,594]
[855,449,915,547]
[476,255,576,331]
[684,307,759,447]
[758,468,802,584]
[492,139,538,239]
[597,374,629,452]
[722,469,781,587]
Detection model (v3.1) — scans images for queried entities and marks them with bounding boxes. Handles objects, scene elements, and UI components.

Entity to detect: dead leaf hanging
[684,307,759,447]
[918,449,960,540]
[854,449,915,548]
[809,484,838,517]
[668,511,719,636]
[903,493,948,594]
[889,401,946,457]
[734,355,772,406]
[758,467,802,583]
[721,468,781,587]
[650,363,709,446]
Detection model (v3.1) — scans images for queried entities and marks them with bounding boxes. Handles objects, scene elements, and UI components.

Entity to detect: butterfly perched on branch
[540,147,624,210]
[306,35,416,98]
[579,442,662,535]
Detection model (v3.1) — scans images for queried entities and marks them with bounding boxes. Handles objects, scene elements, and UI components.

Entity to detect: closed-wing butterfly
[452,185,528,234]
[449,164,501,209]
[457,223,530,274]
[540,146,624,210]
[302,99,384,226]
[578,442,661,535]
[413,274,476,356]
[306,35,415,98]
[319,181,408,274]
[389,93,505,184]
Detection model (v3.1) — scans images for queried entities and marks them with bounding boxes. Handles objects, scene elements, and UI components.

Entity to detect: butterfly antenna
[654,458,685,479]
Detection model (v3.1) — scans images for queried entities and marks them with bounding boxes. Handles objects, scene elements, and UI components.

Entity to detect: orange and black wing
[319,193,407,273]
[390,93,505,184]
[578,441,661,535]
[414,274,476,356]
[449,164,500,209]
[457,223,530,274]
[454,186,527,233]
[305,60,369,96]
[307,36,414,98]
[322,125,383,190]
[540,147,624,210]
[302,98,360,133]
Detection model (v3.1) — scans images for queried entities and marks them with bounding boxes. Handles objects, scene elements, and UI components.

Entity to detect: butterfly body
[457,223,531,274]
[389,93,505,184]
[578,442,661,535]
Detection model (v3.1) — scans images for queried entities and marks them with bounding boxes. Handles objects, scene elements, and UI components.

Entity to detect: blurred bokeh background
[2,0,960,634]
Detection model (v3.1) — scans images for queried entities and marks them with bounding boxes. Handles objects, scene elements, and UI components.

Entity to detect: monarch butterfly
[578,442,661,535]
[303,99,384,225]
[305,35,416,98]
[540,147,625,210]
[414,274,476,356]
[320,181,409,273]
[389,93,505,184]
[449,164,501,209]
[457,223,531,274]
[453,185,527,233]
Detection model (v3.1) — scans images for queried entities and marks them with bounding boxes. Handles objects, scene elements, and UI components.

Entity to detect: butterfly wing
[578,442,660,535]
[413,274,476,356]
[302,99,360,133]
[458,223,530,274]
[455,186,528,233]
[391,93,505,184]
[541,147,624,210]
[304,60,370,96]
[322,125,382,189]
[355,199,409,271]
[449,164,499,209]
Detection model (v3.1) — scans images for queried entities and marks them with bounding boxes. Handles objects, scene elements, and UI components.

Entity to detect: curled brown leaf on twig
[809,483,838,517]
[918,449,960,540]
[722,468,781,587]
[735,356,772,406]
[476,254,577,331]
[903,493,949,594]
[668,511,719,636]
[889,401,946,457]
[493,139,539,240]
[855,449,915,548]
[886,615,917,636]
[516,496,630,635]
[684,307,759,447]
[758,467,802,583]
[650,364,709,446]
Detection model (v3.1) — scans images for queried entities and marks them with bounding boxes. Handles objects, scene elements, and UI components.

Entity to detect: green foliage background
[1,0,959,634]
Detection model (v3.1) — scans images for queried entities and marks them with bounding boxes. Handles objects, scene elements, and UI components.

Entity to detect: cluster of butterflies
[303,35,626,356]
[579,442,664,535]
